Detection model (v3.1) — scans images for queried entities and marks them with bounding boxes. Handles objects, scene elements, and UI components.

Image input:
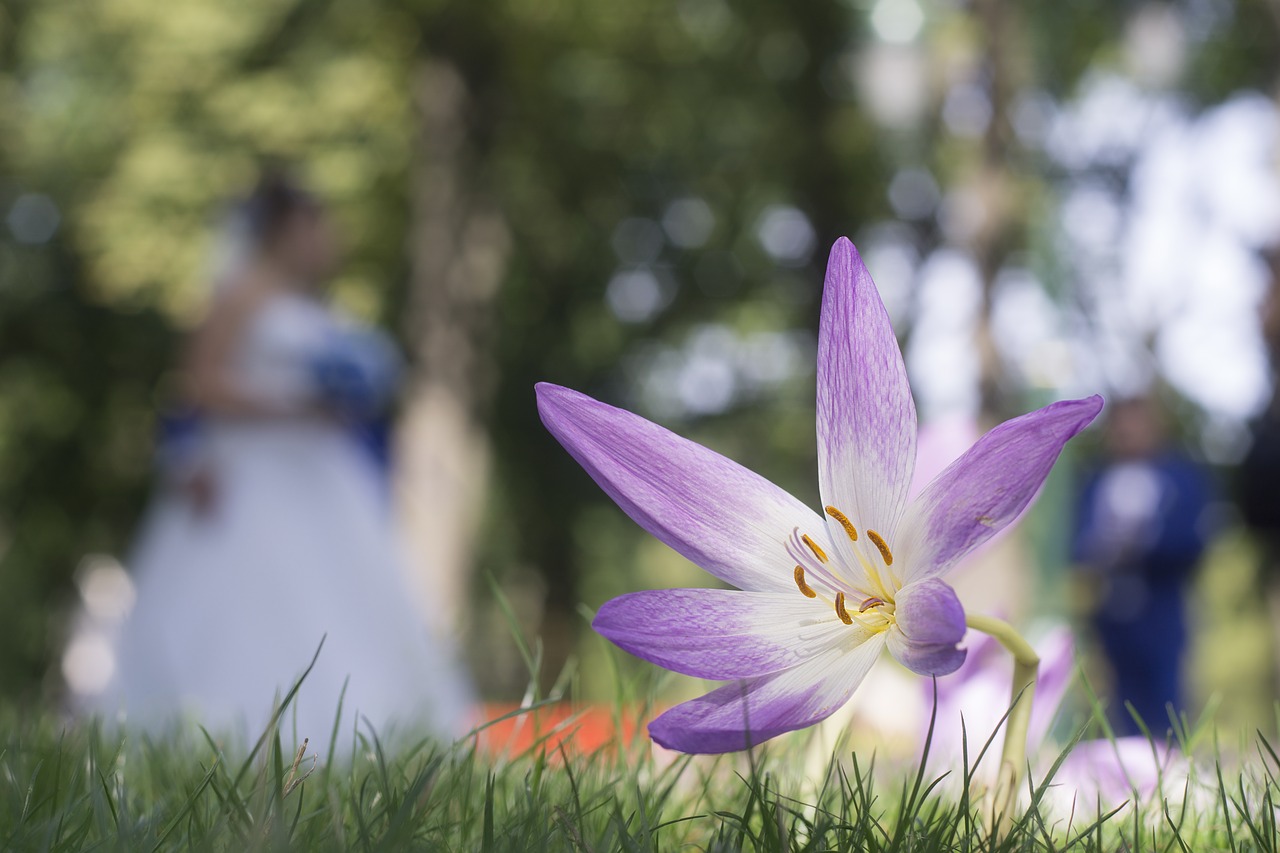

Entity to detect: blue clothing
[1071,453,1213,734]
[155,328,401,483]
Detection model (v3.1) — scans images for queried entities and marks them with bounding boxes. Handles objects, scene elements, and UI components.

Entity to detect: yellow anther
[834,592,854,625]
[801,533,829,564]
[866,529,894,566]
[858,596,885,613]
[793,565,817,598]
[824,506,859,542]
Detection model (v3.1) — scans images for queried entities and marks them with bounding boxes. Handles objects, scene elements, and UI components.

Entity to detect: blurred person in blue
[71,171,474,747]
[1239,246,1280,693]
[1071,396,1214,736]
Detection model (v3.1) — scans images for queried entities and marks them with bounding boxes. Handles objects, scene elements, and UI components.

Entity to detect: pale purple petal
[1027,627,1075,748]
[1048,737,1174,814]
[816,238,917,581]
[895,396,1104,584]
[887,578,967,676]
[537,383,823,593]
[594,589,863,679]
[648,635,886,753]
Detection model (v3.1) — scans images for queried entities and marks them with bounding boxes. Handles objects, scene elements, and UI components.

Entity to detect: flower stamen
[866,529,894,566]
[786,529,845,595]
[801,533,829,564]
[833,592,854,625]
[858,595,885,613]
[824,506,859,542]
[793,565,817,598]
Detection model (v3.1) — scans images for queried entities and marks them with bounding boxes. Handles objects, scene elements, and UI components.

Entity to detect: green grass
[6,559,1279,852]
[3,684,1279,852]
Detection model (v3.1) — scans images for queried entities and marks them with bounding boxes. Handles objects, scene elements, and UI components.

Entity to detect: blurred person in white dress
[65,172,474,748]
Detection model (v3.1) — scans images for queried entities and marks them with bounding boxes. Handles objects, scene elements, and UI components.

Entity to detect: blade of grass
[147,756,220,853]
[234,636,326,789]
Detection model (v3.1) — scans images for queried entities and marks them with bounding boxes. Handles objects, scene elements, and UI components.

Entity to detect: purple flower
[1045,736,1182,820]
[537,238,1102,754]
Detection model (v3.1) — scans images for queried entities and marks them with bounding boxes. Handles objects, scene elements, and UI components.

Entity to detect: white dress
[84,291,474,748]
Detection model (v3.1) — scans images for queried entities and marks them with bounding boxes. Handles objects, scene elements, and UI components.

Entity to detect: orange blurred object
[475,703,648,759]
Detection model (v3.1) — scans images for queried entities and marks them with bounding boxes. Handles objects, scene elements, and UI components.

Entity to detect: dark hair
[1264,243,1280,280]
[240,170,320,249]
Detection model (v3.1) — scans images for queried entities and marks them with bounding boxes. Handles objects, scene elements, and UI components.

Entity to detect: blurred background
[2,0,1280,737]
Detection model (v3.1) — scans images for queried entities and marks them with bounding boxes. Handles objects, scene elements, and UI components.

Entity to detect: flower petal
[1027,628,1076,748]
[594,589,867,679]
[895,396,1104,584]
[537,383,823,593]
[887,578,967,676]
[647,635,886,753]
[816,238,917,580]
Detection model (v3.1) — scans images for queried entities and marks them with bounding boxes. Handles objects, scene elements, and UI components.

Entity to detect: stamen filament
[823,506,859,542]
[793,565,817,598]
[786,529,845,594]
[852,547,893,603]
[866,529,894,566]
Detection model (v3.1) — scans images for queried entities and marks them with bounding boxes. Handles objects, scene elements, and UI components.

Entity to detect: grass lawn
[3,685,1279,852]
[6,533,1278,852]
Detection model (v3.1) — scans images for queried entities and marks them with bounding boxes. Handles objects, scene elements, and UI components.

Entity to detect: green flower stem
[964,613,1040,835]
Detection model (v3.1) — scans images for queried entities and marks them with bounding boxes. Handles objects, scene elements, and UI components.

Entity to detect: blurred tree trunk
[972,0,1019,421]
[948,0,1036,625]
[395,59,508,644]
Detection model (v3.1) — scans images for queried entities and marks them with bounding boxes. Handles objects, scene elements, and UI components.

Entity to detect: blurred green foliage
[0,0,1278,703]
